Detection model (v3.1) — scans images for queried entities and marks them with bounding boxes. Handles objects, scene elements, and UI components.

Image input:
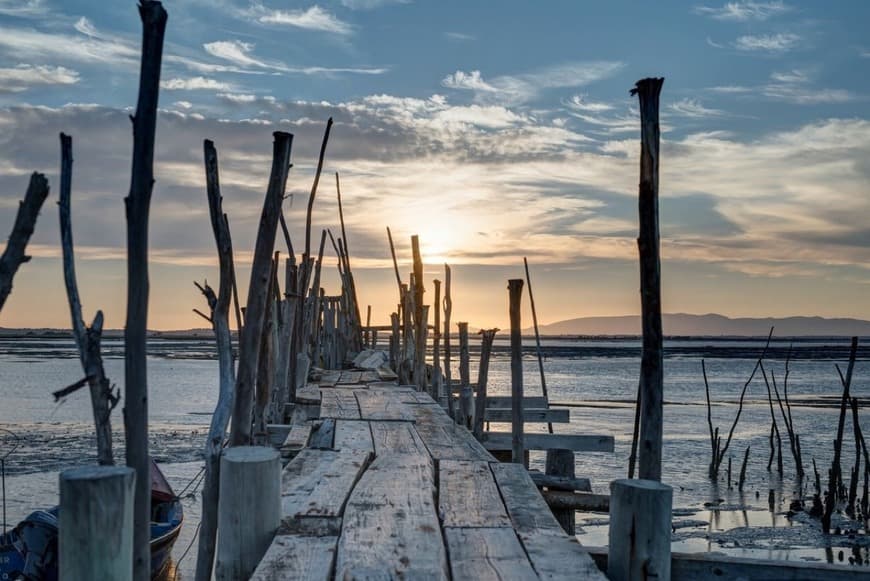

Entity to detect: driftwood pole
[457,322,472,427]
[523,257,553,435]
[123,3,166,577]
[412,236,427,391]
[387,226,402,295]
[335,172,362,350]
[194,140,236,581]
[824,337,859,532]
[0,172,49,313]
[59,133,117,466]
[472,329,499,441]
[432,280,442,400]
[632,77,665,483]
[229,132,293,446]
[508,279,525,466]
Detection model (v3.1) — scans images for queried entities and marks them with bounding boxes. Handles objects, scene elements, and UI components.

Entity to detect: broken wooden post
[632,77,665,483]
[457,322,472,428]
[546,450,576,534]
[194,139,236,581]
[59,466,134,581]
[0,172,50,313]
[59,133,116,467]
[472,328,498,441]
[508,279,525,466]
[389,312,400,370]
[443,264,454,418]
[216,447,280,581]
[411,235,427,392]
[229,132,293,446]
[365,304,372,348]
[608,479,672,581]
[124,3,167,577]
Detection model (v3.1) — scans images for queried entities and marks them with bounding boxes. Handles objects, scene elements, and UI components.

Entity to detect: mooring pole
[508,279,525,466]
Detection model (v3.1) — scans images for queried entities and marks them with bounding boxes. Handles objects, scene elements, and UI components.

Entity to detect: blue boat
[0,461,183,580]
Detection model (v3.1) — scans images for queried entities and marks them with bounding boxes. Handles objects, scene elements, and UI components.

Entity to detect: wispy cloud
[708,70,857,105]
[161,76,235,91]
[0,0,46,17]
[204,40,271,68]
[445,31,475,42]
[200,39,386,76]
[0,23,139,65]
[0,64,79,93]
[669,98,727,118]
[440,61,624,105]
[249,5,353,35]
[565,94,614,113]
[341,0,408,9]
[693,1,791,21]
[733,32,800,53]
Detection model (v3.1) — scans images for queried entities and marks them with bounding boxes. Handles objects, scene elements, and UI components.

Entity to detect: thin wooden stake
[523,257,553,434]
[0,173,49,312]
[508,279,525,466]
[443,264,454,418]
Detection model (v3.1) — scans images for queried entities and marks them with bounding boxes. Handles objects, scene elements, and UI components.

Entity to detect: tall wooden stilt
[508,279,525,466]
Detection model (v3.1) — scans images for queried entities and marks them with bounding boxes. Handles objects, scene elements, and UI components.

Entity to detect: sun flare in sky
[0,1,869,330]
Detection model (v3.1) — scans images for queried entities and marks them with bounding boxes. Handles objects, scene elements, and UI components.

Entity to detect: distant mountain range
[530,313,870,337]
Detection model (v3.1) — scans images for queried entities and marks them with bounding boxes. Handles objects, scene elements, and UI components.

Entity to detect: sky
[0,0,868,330]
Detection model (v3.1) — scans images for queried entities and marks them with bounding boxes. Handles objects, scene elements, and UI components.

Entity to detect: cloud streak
[693,1,791,21]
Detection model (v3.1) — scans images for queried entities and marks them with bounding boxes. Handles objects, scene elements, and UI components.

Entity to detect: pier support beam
[216,446,281,581]
[608,478,672,581]
[60,466,134,581]
[546,449,575,534]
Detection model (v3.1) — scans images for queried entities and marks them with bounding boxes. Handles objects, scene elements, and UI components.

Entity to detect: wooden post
[335,172,363,351]
[508,279,525,466]
[632,77,666,483]
[60,466,134,580]
[230,132,293,446]
[194,140,237,581]
[59,133,116,466]
[457,322,472,427]
[472,328,498,441]
[443,264,454,418]
[389,312,400,370]
[365,304,372,348]
[411,235,427,392]
[124,4,167,577]
[431,279,442,401]
[523,257,553,435]
[387,226,402,295]
[546,450,576,534]
[216,447,280,581]
[608,478,672,581]
[0,172,50,313]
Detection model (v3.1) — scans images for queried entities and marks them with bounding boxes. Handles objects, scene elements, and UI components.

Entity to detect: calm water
[1,335,868,575]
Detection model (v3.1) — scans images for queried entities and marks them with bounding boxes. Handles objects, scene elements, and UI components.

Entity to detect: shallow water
[1,335,868,574]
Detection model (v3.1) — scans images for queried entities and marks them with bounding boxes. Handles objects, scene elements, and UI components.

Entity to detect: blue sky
[0,0,869,329]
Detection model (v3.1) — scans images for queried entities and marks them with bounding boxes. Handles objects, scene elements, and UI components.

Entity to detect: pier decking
[253,370,605,580]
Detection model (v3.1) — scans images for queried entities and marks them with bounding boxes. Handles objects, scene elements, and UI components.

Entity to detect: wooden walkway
[253,370,606,580]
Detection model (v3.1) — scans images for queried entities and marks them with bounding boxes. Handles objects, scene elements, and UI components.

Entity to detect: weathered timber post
[608,77,672,581]
[443,264,454,418]
[431,279,442,401]
[365,304,372,348]
[508,279,525,466]
[412,235,427,392]
[0,172,50,313]
[472,328,498,441]
[389,312,400,370]
[216,447,280,581]
[59,133,116,466]
[60,466,134,580]
[546,450,576,534]
[608,479,672,581]
[387,226,402,295]
[632,77,665,482]
[194,140,237,581]
[458,322,472,428]
[124,4,166,577]
[335,172,363,351]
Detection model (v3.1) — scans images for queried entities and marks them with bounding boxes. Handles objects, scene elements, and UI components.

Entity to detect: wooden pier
[252,368,606,580]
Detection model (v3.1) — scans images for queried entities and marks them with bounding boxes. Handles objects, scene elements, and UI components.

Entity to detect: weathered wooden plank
[339,370,362,384]
[280,448,370,535]
[484,408,570,423]
[484,433,614,453]
[444,527,538,581]
[336,453,448,580]
[279,424,312,459]
[489,461,563,534]
[360,370,381,383]
[267,424,293,447]
[583,546,870,581]
[320,389,360,419]
[396,389,440,406]
[490,463,605,579]
[308,418,335,449]
[295,384,322,404]
[318,370,341,387]
[290,403,320,424]
[355,389,415,421]
[486,396,547,409]
[367,381,400,389]
[370,421,427,456]
[333,420,374,455]
[528,472,592,492]
[409,402,493,462]
[518,530,605,580]
[251,534,337,581]
[438,460,510,528]
[377,366,399,381]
